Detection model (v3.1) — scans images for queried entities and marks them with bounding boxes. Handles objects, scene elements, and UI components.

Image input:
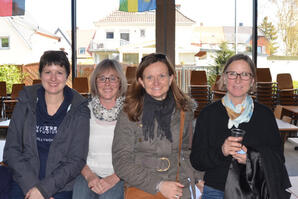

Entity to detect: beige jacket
[112,109,197,199]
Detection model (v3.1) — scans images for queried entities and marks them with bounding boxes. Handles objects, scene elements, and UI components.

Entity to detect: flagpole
[71,0,77,83]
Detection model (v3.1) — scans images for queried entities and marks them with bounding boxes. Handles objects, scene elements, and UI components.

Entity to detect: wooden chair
[126,66,137,85]
[2,99,18,119]
[0,82,7,119]
[274,105,292,123]
[255,68,276,110]
[0,81,7,97]
[11,83,25,99]
[32,79,41,85]
[188,70,211,118]
[73,77,89,98]
[211,75,226,102]
[276,73,297,105]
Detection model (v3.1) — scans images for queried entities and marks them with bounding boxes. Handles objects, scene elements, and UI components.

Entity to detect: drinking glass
[231,128,246,154]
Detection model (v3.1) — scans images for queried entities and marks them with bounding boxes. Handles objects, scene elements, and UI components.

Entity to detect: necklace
[91,96,124,122]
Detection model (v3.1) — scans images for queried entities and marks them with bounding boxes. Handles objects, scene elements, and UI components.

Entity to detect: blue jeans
[9,180,72,199]
[73,175,124,199]
[201,185,224,199]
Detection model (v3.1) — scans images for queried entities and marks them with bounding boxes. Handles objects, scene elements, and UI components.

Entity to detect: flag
[0,0,25,17]
[119,0,156,12]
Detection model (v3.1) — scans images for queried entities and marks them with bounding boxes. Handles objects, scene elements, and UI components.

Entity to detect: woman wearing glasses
[190,54,291,198]
[112,53,199,199]
[73,59,127,199]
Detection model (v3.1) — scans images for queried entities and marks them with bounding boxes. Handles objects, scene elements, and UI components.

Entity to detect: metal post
[252,0,258,67]
[71,0,77,83]
[235,0,238,53]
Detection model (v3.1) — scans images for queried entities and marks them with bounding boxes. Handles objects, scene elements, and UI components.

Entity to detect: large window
[0,37,9,49]
[258,0,298,84]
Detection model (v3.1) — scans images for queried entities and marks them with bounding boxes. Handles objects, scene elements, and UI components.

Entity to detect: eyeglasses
[96,75,119,83]
[225,71,253,81]
[143,73,169,82]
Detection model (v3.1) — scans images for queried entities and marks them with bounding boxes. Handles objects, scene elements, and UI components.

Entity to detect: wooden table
[281,106,298,125]
[276,118,298,150]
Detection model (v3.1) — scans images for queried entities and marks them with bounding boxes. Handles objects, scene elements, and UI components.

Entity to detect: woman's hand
[87,173,120,194]
[232,145,247,164]
[86,173,102,194]
[159,181,184,199]
[25,187,54,199]
[96,174,120,194]
[221,136,243,157]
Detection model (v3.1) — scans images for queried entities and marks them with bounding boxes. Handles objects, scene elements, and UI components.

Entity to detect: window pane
[106,32,114,39]
[1,38,9,48]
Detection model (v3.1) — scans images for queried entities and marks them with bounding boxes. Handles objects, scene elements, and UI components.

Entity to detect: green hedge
[0,65,25,94]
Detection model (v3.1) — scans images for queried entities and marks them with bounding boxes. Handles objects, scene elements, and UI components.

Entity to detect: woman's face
[138,61,173,101]
[96,69,120,102]
[41,64,67,96]
[224,60,254,105]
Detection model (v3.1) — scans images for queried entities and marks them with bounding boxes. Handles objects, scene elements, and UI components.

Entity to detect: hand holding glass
[231,128,246,154]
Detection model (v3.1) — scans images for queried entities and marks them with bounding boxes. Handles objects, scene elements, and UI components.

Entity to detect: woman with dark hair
[4,50,90,199]
[190,54,291,199]
[112,53,198,199]
[73,59,127,199]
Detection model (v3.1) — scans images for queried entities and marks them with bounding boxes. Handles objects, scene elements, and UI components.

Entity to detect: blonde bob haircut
[90,59,127,97]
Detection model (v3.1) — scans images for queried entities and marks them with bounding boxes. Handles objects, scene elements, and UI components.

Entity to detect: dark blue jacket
[3,84,90,199]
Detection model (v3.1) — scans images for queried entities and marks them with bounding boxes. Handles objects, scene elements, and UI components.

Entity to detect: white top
[87,104,116,177]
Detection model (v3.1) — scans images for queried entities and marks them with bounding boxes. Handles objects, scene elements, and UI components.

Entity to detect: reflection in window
[79,47,86,54]
[120,33,129,41]
[140,29,145,37]
[0,37,9,49]
[106,32,114,39]
[123,53,138,64]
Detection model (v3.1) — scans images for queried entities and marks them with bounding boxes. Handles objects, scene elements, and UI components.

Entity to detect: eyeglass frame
[96,75,120,84]
[225,71,253,81]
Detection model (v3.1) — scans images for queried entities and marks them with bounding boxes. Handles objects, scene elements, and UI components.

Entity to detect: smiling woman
[3,50,90,199]
[72,59,127,199]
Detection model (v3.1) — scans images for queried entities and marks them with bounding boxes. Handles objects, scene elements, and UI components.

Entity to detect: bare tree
[271,0,298,55]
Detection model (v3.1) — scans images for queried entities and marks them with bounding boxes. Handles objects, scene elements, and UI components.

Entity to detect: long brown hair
[124,53,193,122]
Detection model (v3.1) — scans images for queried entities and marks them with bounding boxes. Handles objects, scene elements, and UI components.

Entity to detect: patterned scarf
[91,96,124,122]
[222,93,254,129]
[142,90,175,142]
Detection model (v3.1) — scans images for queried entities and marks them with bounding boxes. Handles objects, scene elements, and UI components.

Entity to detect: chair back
[32,79,41,85]
[276,73,293,90]
[190,70,208,85]
[126,66,137,85]
[256,68,272,82]
[11,83,25,99]
[73,77,89,94]
[274,105,292,123]
[0,81,7,97]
